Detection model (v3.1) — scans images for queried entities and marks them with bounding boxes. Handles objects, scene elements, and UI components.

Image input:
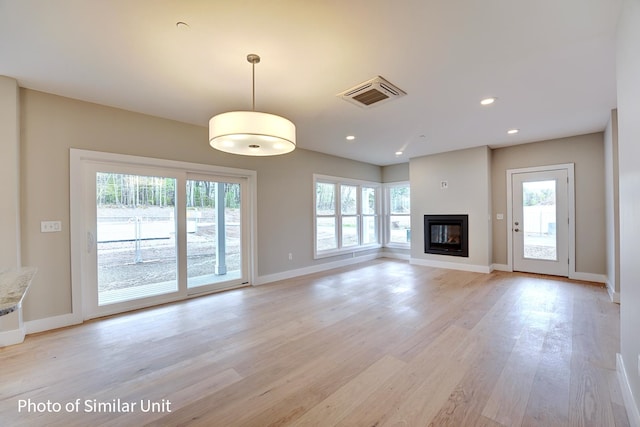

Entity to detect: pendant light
[209,54,296,156]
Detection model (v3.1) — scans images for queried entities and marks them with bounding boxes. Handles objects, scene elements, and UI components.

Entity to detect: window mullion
[357,184,362,246]
[336,182,342,249]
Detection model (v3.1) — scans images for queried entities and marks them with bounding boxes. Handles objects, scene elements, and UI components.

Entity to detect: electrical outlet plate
[41,221,62,233]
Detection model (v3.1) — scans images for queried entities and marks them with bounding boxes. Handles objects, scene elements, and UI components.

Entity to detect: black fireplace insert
[424,214,468,257]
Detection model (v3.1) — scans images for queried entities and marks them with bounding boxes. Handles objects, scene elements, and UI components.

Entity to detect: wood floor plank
[427,332,517,426]
[569,357,616,426]
[0,260,625,426]
[333,325,474,427]
[381,331,481,426]
[289,355,406,426]
[481,309,552,425]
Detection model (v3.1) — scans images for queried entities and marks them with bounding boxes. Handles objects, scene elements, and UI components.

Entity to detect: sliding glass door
[77,155,251,320]
[96,173,178,306]
[186,177,244,293]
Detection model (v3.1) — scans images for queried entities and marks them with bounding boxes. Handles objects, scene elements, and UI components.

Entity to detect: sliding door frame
[70,149,257,320]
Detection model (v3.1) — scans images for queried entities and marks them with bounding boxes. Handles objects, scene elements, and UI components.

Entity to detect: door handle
[514,228,520,232]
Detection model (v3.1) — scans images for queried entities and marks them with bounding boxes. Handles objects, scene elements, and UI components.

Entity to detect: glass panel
[96,173,177,306]
[362,187,376,215]
[342,216,358,247]
[362,215,377,244]
[341,185,357,215]
[389,215,411,243]
[316,217,337,251]
[431,224,461,245]
[522,180,557,260]
[390,186,410,214]
[186,180,242,288]
[316,182,335,215]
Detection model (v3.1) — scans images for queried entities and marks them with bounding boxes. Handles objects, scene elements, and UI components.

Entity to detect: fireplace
[424,214,468,257]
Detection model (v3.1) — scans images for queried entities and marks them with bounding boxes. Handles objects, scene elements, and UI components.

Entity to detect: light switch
[496,213,504,220]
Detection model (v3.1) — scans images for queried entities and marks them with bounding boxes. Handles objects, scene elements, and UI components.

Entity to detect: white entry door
[512,169,569,276]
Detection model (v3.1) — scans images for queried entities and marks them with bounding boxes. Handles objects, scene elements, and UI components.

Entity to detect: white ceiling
[0,0,621,166]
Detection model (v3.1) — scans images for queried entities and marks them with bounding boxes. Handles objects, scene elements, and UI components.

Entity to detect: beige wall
[604,110,620,296]
[410,146,492,269]
[381,163,409,183]
[0,76,20,268]
[491,133,606,274]
[617,0,640,416]
[19,89,381,321]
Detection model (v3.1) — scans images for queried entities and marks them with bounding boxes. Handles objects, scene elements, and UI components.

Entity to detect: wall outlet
[288,253,293,261]
[496,213,504,220]
[440,180,448,189]
[41,221,62,233]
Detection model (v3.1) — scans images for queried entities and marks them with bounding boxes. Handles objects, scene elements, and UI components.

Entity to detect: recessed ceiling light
[346,135,356,141]
[480,97,496,106]
[507,129,519,134]
[395,151,403,156]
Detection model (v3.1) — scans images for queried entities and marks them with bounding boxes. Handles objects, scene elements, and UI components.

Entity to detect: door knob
[514,228,520,232]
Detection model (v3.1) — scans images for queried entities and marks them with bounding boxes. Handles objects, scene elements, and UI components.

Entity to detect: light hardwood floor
[0,259,629,426]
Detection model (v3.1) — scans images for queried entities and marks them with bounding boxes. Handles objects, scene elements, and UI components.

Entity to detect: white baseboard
[618,353,640,427]
[0,326,25,347]
[25,312,82,335]
[380,252,410,261]
[491,263,511,272]
[409,258,491,274]
[569,271,606,284]
[255,253,381,286]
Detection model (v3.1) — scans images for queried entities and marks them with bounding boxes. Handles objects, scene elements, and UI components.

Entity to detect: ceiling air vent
[338,76,406,108]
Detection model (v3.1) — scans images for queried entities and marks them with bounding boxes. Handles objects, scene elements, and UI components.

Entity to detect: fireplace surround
[424,214,468,257]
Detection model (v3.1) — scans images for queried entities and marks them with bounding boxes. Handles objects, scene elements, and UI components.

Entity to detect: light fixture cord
[252,60,256,111]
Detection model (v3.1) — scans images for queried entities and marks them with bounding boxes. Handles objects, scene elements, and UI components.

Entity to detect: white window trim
[313,174,381,259]
[383,181,411,249]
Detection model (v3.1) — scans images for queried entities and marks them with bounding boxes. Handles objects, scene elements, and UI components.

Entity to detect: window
[314,175,380,258]
[385,182,410,247]
[362,186,378,245]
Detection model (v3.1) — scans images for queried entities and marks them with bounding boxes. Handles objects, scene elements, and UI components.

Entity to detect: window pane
[389,215,411,243]
[96,173,177,306]
[342,216,358,247]
[316,217,337,251]
[362,215,377,244]
[341,185,357,215]
[522,180,557,260]
[316,182,335,215]
[362,187,376,215]
[390,186,410,214]
[186,180,242,288]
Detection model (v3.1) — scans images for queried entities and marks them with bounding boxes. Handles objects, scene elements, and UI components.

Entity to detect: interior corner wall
[409,146,492,270]
[616,0,640,419]
[19,89,381,323]
[0,76,21,268]
[604,109,620,296]
[381,163,409,183]
[491,133,606,275]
